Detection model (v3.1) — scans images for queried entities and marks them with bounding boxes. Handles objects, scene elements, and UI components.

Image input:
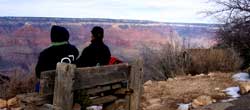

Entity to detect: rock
[196,74,205,77]
[191,95,214,108]
[214,87,220,91]
[217,93,226,97]
[239,81,250,94]
[0,99,7,108]
[157,81,166,85]
[167,78,174,81]
[212,99,216,103]
[10,107,23,110]
[208,72,215,76]
[144,80,153,86]
[145,103,163,110]
[148,98,161,105]
[7,97,18,107]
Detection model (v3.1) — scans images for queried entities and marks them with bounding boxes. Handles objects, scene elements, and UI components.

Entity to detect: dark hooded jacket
[35,26,79,79]
[76,26,111,67]
[76,40,111,67]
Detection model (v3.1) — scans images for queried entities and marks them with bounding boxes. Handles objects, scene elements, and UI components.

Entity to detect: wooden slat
[52,63,76,110]
[86,83,122,95]
[40,63,130,95]
[74,63,130,89]
[86,86,111,95]
[40,70,56,95]
[17,93,52,106]
[91,95,117,105]
[111,83,122,89]
[129,60,143,110]
[114,88,133,95]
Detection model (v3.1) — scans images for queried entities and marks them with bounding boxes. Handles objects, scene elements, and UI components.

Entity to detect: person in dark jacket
[35,25,79,79]
[76,26,111,67]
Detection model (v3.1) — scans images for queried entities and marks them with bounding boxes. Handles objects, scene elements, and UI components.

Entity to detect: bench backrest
[39,60,143,110]
[40,63,131,95]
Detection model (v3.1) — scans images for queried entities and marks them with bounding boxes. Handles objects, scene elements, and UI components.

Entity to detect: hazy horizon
[0,0,218,24]
[0,16,221,25]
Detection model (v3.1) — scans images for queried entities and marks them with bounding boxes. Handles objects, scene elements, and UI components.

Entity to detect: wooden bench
[34,60,143,110]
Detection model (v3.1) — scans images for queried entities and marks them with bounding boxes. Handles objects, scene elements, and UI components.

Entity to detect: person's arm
[71,46,79,63]
[75,49,79,60]
[103,47,111,65]
[35,53,44,79]
[76,48,88,67]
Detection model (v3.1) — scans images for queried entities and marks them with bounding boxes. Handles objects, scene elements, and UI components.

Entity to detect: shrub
[0,70,36,99]
[142,43,185,80]
[208,0,250,69]
[186,48,242,75]
[142,43,242,80]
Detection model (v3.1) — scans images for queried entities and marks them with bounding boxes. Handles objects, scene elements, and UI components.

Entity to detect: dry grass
[142,43,185,80]
[142,43,242,80]
[0,71,36,99]
[187,48,242,75]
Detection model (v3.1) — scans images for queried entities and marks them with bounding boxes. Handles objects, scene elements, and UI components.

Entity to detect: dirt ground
[141,72,239,110]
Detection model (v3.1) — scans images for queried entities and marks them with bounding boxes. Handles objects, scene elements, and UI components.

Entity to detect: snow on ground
[220,72,250,102]
[232,72,250,81]
[86,106,102,110]
[221,86,240,102]
[223,87,240,98]
[177,103,191,110]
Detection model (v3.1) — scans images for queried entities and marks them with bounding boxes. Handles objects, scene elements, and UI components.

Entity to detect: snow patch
[232,72,250,81]
[177,103,191,110]
[223,86,240,98]
[86,106,103,110]
[221,86,240,102]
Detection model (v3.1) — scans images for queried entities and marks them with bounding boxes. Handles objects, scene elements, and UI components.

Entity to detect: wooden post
[53,63,76,110]
[129,59,143,110]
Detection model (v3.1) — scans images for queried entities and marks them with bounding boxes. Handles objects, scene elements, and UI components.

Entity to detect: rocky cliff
[0,17,218,74]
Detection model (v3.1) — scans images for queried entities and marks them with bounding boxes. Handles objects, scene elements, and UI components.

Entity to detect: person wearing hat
[76,26,111,67]
[35,25,79,79]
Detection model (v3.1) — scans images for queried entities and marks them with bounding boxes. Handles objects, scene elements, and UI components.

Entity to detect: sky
[0,0,218,23]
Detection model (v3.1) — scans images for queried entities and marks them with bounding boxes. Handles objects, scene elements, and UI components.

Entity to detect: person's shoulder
[83,45,92,52]
[39,47,52,57]
[85,43,95,49]
[67,43,77,49]
[103,43,110,49]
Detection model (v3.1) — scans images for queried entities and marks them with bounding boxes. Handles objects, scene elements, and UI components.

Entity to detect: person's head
[91,26,104,41]
[50,25,69,42]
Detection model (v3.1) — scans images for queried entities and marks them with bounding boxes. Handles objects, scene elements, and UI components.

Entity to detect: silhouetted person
[76,26,111,67]
[35,25,79,79]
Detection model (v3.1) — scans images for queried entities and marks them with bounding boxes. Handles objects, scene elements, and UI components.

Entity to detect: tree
[210,0,250,69]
